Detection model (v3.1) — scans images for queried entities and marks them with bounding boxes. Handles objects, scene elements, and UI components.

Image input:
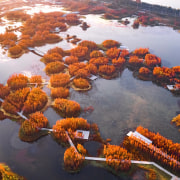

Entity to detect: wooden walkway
[28,47,45,57]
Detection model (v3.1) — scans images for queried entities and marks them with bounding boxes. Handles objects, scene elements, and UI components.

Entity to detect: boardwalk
[28,47,45,57]
[17,111,28,120]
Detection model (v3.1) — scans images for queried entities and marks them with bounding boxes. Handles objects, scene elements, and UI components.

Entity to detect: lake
[141,0,180,9]
[0,3,180,180]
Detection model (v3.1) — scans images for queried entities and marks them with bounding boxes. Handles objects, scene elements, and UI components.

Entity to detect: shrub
[50,73,70,87]
[54,98,80,117]
[45,61,65,74]
[73,78,90,89]
[51,87,69,99]
[7,74,28,90]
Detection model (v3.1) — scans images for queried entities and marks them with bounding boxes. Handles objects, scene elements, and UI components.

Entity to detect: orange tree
[29,75,43,86]
[90,50,104,58]
[133,48,149,58]
[23,88,48,114]
[85,64,98,75]
[136,126,180,162]
[3,87,30,112]
[139,67,150,76]
[104,144,132,171]
[47,47,65,57]
[8,45,23,56]
[102,40,120,49]
[73,78,90,89]
[54,98,81,117]
[70,46,88,60]
[0,84,10,99]
[7,74,28,90]
[52,117,90,143]
[45,61,65,74]
[89,57,109,66]
[51,87,69,99]
[112,57,126,68]
[172,114,180,130]
[128,56,143,67]
[106,47,120,59]
[144,54,161,68]
[75,69,90,78]
[77,144,87,155]
[78,40,97,52]
[66,14,81,25]
[42,53,63,64]
[68,63,86,76]
[64,146,85,171]
[50,73,70,87]
[153,67,175,83]
[120,49,129,58]
[172,66,180,74]
[64,56,79,65]
[19,112,48,141]
[99,65,116,76]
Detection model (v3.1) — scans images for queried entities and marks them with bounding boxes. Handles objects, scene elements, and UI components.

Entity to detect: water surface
[0,4,180,180]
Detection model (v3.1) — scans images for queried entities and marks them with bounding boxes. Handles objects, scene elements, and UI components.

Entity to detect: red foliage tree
[54,98,80,117]
[7,74,28,90]
[51,87,69,99]
[45,61,65,74]
[0,84,10,99]
[64,56,79,65]
[106,47,121,59]
[102,40,120,49]
[50,73,70,88]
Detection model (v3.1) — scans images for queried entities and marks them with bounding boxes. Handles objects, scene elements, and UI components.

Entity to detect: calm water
[0,4,180,180]
[141,0,180,9]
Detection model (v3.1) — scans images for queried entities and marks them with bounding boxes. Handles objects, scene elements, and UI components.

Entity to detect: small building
[127,131,152,145]
[74,130,90,140]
